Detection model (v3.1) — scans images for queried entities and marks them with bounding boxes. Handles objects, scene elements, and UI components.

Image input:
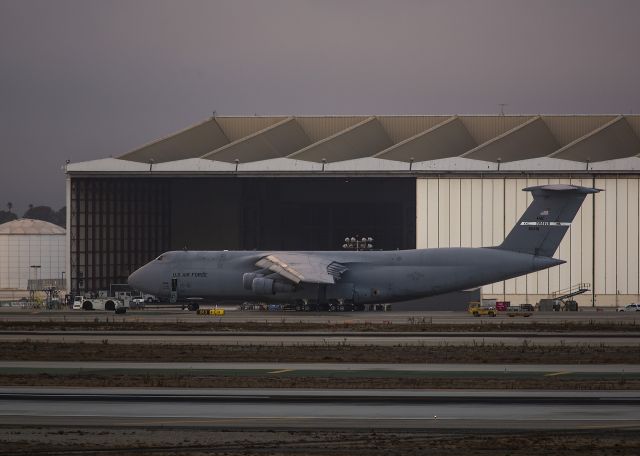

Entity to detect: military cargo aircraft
[128,184,599,311]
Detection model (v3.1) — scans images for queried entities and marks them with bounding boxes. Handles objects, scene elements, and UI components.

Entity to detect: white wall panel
[604,179,618,295]
[569,177,583,288]
[617,179,628,295]
[628,179,639,296]
[470,179,483,248]
[449,179,461,247]
[460,179,472,247]
[504,179,518,294]
[580,177,594,303]
[426,179,439,248]
[416,179,428,249]
[481,179,494,293]
[594,178,607,296]
[438,179,450,247]
[492,179,505,295]
[415,176,633,306]
[514,178,529,295]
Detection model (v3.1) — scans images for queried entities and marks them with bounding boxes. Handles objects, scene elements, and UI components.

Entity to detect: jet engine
[242,272,262,290]
[251,277,294,295]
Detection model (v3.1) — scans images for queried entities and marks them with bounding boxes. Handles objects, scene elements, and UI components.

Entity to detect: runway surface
[1,387,639,430]
[2,308,639,325]
[1,331,638,345]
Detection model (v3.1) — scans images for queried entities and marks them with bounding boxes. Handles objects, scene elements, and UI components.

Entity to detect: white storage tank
[0,219,66,290]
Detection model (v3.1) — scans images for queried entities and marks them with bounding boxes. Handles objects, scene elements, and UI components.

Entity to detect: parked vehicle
[618,303,640,312]
[72,295,126,313]
[507,305,532,317]
[468,302,496,317]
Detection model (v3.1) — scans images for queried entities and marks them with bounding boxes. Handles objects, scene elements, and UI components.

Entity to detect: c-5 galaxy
[128,184,599,311]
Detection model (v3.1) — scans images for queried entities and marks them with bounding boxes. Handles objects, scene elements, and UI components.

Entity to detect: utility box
[538,299,561,311]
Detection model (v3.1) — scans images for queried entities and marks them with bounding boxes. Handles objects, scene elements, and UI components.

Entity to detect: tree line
[0,202,66,228]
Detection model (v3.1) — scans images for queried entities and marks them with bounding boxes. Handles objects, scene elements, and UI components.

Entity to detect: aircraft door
[170,278,178,304]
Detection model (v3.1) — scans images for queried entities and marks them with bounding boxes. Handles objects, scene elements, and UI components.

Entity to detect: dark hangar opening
[70,176,415,293]
[171,177,416,252]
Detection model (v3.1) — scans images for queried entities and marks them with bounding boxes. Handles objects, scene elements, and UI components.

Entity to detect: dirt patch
[2,341,639,364]
[1,427,639,455]
[1,373,637,390]
[2,319,639,332]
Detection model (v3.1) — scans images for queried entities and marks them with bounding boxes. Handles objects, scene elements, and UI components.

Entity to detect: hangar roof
[69,115,640,174]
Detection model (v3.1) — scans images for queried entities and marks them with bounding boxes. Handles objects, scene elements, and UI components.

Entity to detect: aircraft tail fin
[497,184,600,257]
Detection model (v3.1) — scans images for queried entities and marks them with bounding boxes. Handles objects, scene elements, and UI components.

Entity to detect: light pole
[342,236,374,251]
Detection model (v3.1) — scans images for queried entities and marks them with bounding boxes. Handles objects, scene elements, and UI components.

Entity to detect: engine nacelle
[242,272,262,290]
[251,277,294,295]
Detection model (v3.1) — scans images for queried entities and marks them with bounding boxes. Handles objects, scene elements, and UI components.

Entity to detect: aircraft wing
[255,253,348,284]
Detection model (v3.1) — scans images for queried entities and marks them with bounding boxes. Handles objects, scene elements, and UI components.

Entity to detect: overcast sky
[1,0,639,214]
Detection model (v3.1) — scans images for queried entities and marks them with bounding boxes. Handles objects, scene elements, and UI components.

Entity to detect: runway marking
[545,371,572,377]
[269,369,294,374]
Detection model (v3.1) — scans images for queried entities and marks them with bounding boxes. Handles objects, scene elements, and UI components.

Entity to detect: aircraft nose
[128,266,152,293]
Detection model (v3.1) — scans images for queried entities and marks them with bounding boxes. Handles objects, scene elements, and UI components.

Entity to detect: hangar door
[171,177,415,251]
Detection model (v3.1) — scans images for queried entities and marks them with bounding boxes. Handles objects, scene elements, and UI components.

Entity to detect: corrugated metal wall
[416,177,640,306]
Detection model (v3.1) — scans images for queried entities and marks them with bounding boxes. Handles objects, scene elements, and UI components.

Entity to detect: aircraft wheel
[82,301,93,311]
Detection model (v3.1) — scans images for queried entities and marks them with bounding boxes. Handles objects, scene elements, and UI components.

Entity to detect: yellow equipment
[468,302,496,317]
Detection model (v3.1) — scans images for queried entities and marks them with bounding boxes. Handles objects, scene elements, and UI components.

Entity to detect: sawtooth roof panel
[462,116,559,162]
[288,117,393,163]
[376,116,451,142]
[110,115,640,168]
[542,115,617,146]
[202,117,311,163]
[459,115,533,144]
[549,116,640,162]
[119,118,229,163]
[214,116,286,141]
[295,116,367,142]
[375,116,476,162]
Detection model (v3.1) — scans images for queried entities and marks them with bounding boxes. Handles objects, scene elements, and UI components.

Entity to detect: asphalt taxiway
[1,387,638,430]
[2,308,639,325]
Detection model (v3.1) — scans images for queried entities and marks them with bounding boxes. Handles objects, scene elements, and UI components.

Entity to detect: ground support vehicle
[72,296,126,313]
[507,305,533,317]
[468,302,496,317]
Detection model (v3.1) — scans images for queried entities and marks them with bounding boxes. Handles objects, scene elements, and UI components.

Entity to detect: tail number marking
[521,222,571,227]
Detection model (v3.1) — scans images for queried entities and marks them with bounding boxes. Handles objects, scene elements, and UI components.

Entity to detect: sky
[1,0,639,214]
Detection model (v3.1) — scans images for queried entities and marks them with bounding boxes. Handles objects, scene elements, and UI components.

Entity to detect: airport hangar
[65,115,640,308]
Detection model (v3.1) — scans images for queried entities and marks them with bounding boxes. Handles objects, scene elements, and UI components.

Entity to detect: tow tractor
[72,296,126,313]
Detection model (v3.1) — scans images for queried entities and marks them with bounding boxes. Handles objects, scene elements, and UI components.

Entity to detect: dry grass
[1,427,640,455]
[1,319,639,332]
[2,340,639,364]
[1,373,638,390]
